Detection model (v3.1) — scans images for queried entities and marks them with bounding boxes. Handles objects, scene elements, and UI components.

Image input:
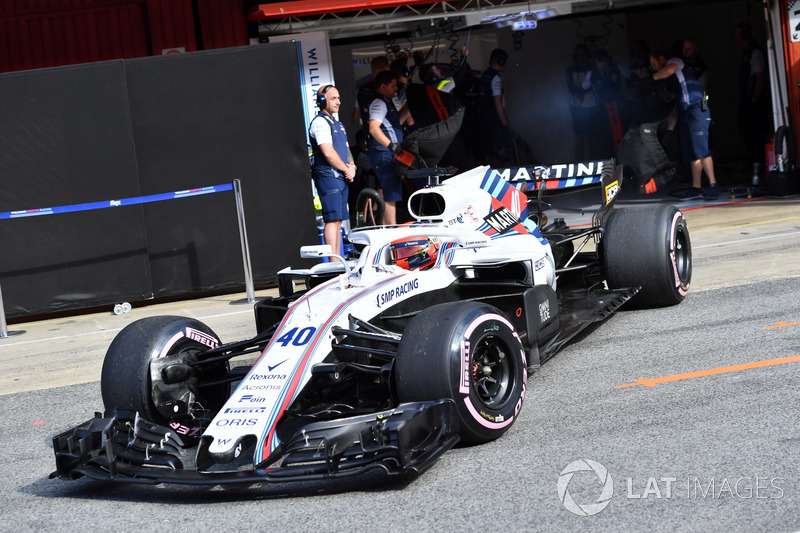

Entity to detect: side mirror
[299,245,352,282]
[300,245,333,258]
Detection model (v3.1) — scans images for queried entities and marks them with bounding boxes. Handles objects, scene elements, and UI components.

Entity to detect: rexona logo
[484,206,518,234]
[249,373,287,381]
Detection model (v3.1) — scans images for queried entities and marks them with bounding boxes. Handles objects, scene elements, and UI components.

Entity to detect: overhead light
[478,9,550,29]
[463,5,569,28]
[512,16,537,30]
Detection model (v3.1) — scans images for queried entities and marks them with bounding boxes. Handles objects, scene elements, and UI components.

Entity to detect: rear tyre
[394,302,527,444]
[356,187,385,227]
[602,204,691,307]
[101,316,229,439]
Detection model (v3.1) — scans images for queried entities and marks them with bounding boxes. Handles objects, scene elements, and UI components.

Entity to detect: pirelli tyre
[602,204,691,308]
[394,302,527,444]
[101,316,230,440]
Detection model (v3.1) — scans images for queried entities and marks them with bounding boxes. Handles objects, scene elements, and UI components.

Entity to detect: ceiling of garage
[246,0,681,40]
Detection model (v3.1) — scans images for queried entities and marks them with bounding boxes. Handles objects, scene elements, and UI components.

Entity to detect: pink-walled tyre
[603,204,691,308]
[101,316,229,440]
[394,302,527,444]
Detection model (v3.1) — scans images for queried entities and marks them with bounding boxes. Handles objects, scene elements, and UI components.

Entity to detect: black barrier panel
[124,44,315,297]
[0,62,151,315]
[0,43,316,318]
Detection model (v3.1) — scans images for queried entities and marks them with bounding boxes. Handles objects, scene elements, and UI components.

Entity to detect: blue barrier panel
[0,184,234,220]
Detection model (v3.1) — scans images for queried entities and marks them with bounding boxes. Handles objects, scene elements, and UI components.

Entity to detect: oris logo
[214,418,257,426]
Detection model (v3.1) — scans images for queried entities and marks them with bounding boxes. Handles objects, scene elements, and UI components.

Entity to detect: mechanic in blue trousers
[651,49,720,201]
[309,84,356,259]
[368,70,404,226]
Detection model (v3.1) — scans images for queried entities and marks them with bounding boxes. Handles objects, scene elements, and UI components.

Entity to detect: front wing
[51,400,459,485]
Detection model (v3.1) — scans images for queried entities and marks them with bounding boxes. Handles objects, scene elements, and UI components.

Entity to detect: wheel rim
[674,222,691,283]
[152,343,199,422]
[470,334,514,409]
[151,341,228,429]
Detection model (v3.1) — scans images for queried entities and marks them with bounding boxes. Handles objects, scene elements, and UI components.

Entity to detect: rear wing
[490,159,622,226]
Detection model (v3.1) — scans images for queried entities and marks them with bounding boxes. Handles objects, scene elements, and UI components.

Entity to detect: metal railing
[0,179,256,338]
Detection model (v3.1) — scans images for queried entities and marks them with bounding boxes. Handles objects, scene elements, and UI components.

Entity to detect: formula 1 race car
[51,160,691,485]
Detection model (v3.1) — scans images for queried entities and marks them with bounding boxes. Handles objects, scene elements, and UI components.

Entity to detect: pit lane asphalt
[1,192,799,532]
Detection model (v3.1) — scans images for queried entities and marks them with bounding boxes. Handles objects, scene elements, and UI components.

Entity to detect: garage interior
[0,0,794,318]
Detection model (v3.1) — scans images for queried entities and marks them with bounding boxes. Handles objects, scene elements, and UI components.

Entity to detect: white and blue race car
[51,160,691,485]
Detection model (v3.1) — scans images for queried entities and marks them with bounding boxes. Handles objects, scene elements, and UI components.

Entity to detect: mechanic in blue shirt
[651,49,719,201]
[478,49,510,165]
[368,70,404,225]
[309,84,355,258]
[566,44,596,160]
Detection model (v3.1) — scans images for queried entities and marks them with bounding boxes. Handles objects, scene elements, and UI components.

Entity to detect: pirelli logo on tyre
[460,340,471,394]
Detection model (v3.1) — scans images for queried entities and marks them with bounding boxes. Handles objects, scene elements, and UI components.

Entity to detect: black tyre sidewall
[100,316,223,433]
[603,204,691,308]
[395,302,527,443]
[355,187,385,227]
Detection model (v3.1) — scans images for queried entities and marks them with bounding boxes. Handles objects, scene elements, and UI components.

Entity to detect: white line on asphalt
[0,309,251,348]
[693,230,800,250]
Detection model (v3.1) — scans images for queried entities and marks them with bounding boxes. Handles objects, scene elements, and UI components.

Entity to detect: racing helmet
[389,236,440,271]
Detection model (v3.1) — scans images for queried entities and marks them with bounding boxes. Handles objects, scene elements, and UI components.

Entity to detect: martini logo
[484,206,519,234]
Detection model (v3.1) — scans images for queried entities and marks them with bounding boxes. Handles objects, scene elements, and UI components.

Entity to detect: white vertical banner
[269,31,336,242]
[270,31,335,135]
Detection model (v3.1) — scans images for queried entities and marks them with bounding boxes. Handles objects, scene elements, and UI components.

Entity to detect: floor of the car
[539,286,639,362]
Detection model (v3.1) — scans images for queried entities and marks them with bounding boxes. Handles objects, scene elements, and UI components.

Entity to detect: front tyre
[394,302,527,444]
[101,316,229,439]
[603,204,691,308]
